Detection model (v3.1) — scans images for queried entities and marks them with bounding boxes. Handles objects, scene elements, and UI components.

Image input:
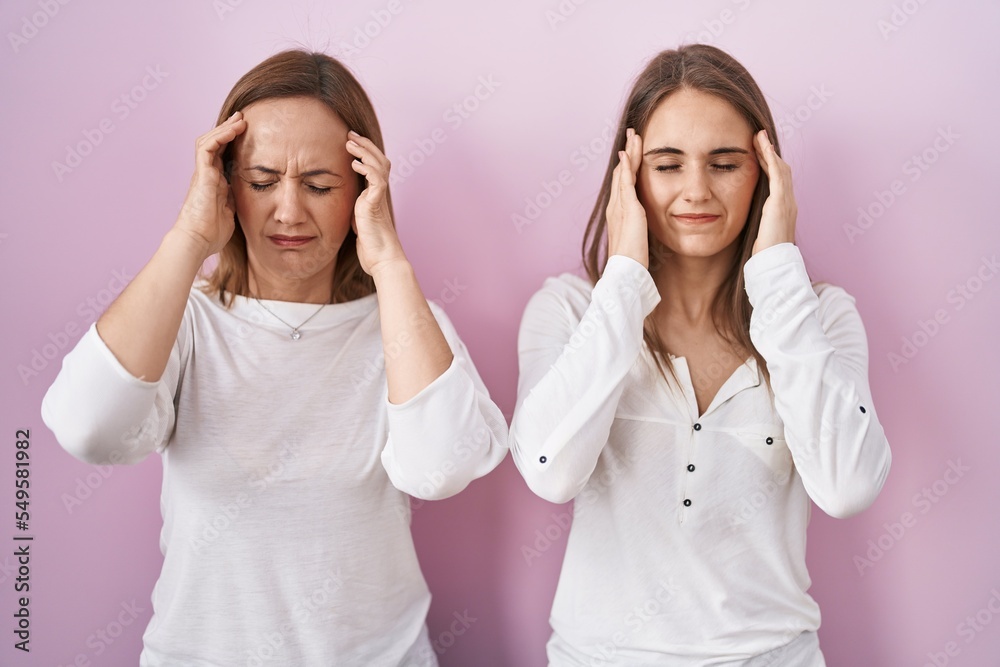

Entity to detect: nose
[682,167,711,203]
[274,180,306,226]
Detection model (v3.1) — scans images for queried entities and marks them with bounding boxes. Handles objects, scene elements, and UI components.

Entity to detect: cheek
[233,189,248,211]
[232,189,261,227]
[722,170,758,211]
[317,194,357,233]
[334,190,358,218]
[739,163,761,199]
[637,173,675,210]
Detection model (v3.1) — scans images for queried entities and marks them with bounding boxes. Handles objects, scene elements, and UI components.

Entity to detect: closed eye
[247,182,334,195]
[652,164,739,173]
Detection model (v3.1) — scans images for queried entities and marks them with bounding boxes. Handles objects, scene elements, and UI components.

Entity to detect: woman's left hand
[751,129,797,255]
[347,131,407,276]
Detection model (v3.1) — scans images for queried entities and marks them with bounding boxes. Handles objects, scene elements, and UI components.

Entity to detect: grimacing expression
[636,88,760,260]
[231,96,359,295]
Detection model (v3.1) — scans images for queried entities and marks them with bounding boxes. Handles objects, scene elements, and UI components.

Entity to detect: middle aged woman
[41,49,507,666]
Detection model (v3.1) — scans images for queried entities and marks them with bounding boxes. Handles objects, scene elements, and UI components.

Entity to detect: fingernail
[348,130,359,137]
[347,140,359,147]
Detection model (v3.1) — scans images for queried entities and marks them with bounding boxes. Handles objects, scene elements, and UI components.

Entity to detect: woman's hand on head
[347,131,408,277]
[607,128,649,269]
[173,111,247,261]
[751,129,797,255]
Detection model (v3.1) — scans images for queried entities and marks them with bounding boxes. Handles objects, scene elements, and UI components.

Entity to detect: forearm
[96,228,206,382]
[371,259,453,404]
[746,244,891,517]
[41,324,176,465]
[510,256,660,503]
[381,354,508,500]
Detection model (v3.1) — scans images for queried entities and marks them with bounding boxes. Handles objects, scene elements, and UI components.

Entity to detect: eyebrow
[643,146,750,157]
[243,165,343,178]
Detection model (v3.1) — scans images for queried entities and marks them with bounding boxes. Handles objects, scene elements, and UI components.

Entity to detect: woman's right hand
[606,127,649,269]
[173,111,248,260]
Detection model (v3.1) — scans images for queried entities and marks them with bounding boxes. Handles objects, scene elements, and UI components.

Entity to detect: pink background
[2,1,998,665]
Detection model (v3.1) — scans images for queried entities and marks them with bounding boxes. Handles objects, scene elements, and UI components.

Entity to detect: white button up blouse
[509,243,891,664]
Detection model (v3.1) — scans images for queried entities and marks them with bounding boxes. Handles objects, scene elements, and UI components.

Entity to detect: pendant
[290,330,301,340]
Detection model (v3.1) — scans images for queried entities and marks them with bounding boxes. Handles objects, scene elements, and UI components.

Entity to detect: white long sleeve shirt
[509,243,891,665]
[41,283,509,667]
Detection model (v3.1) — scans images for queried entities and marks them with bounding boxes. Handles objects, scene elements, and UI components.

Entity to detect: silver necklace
[253,298,327,340]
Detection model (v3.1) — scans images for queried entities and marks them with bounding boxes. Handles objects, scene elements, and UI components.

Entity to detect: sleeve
[40,308,191,466]
[379,301,509,501]
[507,255,661,504]
[744,243,892,518]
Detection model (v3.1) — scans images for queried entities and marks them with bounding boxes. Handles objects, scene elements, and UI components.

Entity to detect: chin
[654,217,743,253]
[658,236,719,257]
[268,254,331,278]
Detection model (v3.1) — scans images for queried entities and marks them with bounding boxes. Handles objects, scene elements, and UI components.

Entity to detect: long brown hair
[202,49,391,305]
[582,44,786,386]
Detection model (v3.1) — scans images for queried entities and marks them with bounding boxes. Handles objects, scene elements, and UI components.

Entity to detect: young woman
[509,44,891,665]
[41,50,508,666]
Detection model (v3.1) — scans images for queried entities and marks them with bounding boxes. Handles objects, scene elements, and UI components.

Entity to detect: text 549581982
[14,429,32,652]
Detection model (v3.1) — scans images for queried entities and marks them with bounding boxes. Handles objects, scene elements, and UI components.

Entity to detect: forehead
[644,88,752,147]
[236,96,349,163]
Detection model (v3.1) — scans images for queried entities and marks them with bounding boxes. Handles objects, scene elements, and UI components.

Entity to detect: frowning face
[230,96,359,302]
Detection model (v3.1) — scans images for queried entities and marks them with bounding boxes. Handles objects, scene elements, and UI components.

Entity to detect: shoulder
[811,280,867,339]
[812,280,854,307]
[189,279,222,312]
[524,255,657,326]
[544,271,595,300]
[522,271,595,329]
[176,281,243,348]
[183,280,234,328]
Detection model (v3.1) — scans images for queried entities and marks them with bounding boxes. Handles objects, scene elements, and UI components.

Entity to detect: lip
[673,214,720,224]
[268,235,314,247]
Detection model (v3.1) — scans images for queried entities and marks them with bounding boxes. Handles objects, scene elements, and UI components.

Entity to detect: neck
[651,243,738,328]
[247,265,333,304]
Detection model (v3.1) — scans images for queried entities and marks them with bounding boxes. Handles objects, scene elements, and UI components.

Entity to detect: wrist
[752,237,795,257]
[609,246,649,269]
[369,256,414,286]
[162,227,214,267]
